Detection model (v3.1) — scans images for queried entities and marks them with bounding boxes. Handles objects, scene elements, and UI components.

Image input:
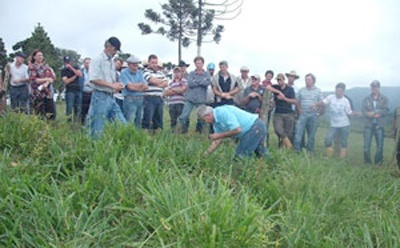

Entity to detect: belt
[94,90,113,96]
[11,84,27,88]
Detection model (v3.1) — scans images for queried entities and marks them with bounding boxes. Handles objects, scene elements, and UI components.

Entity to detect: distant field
[0,104,399,247]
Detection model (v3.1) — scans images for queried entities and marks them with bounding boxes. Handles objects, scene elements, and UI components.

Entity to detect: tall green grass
[0,111,399,247]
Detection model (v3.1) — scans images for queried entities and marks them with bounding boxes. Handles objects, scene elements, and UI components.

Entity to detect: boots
[282,137,293,149]
[326,147,334,157]
[339,148,348,159]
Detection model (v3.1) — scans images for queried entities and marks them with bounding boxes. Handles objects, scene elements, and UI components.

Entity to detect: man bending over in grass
[197,104,267,158]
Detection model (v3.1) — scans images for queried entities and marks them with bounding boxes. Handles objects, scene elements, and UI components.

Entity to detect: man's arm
[209,127,242,140]
[203,139,223,156]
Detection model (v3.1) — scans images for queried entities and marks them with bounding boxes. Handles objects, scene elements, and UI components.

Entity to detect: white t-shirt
[323,94,352,127]
[9,62,29,86]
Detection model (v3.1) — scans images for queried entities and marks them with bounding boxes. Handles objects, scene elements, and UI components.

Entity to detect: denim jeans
[81,91,92,124]
[65,90,82,122]
[123,95,143,128]
[325,126,350,148]
[9,85,29,113]
[142,95,164,130]
[169,103,184,132]
[235,118,268,158]
[178,101,204,133]
[88,90,127,139]
[294,114,319,153]
[363,126,384,165]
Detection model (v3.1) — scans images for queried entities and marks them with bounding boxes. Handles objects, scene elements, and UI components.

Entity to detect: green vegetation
[1,109,399,247]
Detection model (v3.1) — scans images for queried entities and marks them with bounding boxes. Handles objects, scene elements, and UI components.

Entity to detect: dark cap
[178,60,189,67]
[370,80,380,88]
[63,55,71,63]
[107,36,121,51]
[15,51,26,59]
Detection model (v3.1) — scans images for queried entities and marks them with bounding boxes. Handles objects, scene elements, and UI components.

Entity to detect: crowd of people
[0,36,399,167]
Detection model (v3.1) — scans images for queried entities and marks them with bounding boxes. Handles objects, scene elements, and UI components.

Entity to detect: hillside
[345,86,400,112]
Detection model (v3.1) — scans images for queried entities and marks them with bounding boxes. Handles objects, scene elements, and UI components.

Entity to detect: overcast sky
[1,0,400,90]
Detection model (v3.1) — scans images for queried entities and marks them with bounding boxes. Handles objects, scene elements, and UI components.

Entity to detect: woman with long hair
[28,49,56,120]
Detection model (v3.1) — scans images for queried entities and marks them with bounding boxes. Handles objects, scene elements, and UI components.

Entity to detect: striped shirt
[167,79,187,105]
[143,68,165,97]
[298,86,323,115]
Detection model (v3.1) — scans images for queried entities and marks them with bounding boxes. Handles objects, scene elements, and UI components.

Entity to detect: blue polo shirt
[213,105,258,138]
[120,68,146,97]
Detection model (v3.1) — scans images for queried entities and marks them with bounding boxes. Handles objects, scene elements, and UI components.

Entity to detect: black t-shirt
[61,65,81,92]
[273,84,295,114]
[243,86,265,113]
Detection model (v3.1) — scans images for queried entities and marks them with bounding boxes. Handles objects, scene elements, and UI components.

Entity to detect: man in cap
[235,66,251,107]
[87,36,126,138]
[178,60,190,79]
[120,55,147,128]
[361,80,389,165]
[7,51,30,113]
[285,70,301,144]
[61,55,83,122]
[206,63,216,105]
[242,74,265,114]
[197,104,267,158]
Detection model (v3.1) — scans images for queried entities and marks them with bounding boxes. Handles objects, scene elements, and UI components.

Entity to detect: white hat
[126,55,141,64]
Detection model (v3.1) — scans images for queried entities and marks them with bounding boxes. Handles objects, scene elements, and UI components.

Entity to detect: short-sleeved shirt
[120,68,146,97]
[9,62,29,86]
[243,86,265,113]
[298,86,323,115]
[61,65,81,92]
[323,94,353,127]
[272,84,295,114]
[167,78,187,105]
[89,52,116,93]
[143,68,165,97]
[213,105,258,138]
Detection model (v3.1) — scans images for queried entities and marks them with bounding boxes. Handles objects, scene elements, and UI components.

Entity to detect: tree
[0,38,8,78]
[12,23,62,88]
[138,0,223,62]
[196,0,242,55]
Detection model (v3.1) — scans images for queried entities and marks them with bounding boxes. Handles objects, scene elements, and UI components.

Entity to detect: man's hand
[112,82,125,92]
[209,133,222,141]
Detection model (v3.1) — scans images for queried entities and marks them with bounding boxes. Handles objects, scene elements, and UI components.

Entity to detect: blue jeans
[294,114,319,153]
[363,126,384,165]
[142,95,163,130]
[235,118,268,158]
[325,126,350,148]
[178,101,204,133]
[169,103,184,132]
[123,95,143,128]
[88,90,127,139]
[9,85,29,114]
[65,90,82,121]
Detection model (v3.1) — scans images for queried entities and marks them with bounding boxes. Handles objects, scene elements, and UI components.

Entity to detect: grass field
[1,104,399,247]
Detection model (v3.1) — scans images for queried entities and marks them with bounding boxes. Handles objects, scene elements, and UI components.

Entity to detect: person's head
[178,60,190,72]
[126,55,141,73]
[147,54,158,70]
[305,73,316,88]
[173,67,182,80]
[370,80,381,95]
[251,75,260,87]
[14,51,26,65]
[219,60,228,73]
[197,105,214,124]
[63,55,71,65]
[83,57,91,70]
[114,57,123,71]
[240,66,249,78]
[286,70,299,85]
[335,82,346,98]
[31,49,44,64]
[207,62,215,76]
[276,73,286,87]
[104,36,121,57]
[265,70,274,82]
[193,56,204,70]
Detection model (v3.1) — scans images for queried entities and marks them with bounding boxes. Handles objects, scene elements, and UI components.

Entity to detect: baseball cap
[207,63,215,70]
[107,36,121,51]
[370,80,380,88]
[63,55,71,63]
[15,51,26,59]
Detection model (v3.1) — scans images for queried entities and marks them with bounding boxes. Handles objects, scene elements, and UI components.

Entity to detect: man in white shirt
[8,51,30,113]
[314,82,353,158]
